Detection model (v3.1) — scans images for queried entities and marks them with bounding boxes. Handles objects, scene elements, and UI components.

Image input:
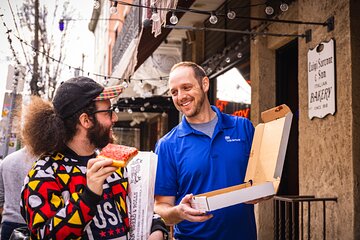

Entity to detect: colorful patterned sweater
[20,148,130,240]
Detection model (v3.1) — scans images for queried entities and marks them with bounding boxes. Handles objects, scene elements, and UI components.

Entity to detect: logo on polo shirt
[225,136,242,142]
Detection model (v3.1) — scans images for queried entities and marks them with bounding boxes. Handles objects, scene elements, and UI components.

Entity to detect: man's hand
[86,157,117,196]
[175,194,213,223]
[148,230,164,240]
[155,194,213,225]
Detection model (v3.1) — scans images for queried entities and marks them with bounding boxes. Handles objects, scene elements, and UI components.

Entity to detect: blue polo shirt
[155,106,256,240]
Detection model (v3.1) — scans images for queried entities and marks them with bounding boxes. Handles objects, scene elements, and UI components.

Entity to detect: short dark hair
[170,61,207,84]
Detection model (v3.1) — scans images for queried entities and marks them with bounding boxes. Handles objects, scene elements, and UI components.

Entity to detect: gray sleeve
[0,161,4,208]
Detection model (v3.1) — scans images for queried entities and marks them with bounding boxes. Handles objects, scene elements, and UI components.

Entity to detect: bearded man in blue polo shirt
[154,61,257,239]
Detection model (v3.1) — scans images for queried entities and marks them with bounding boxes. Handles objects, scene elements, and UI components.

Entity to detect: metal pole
[3,69,19,157]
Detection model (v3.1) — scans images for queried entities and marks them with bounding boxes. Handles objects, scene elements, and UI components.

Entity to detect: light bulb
[121,81,128,88]
[110,6,118,15]
[93,0,100,9]
[151,12,160,22]
[280,2,289,12]
[227,10,236,20]
[265,6,274,15]
[209,13,218,24]
[58,19,65,31]
[102,78,108,85]
[169,12,178,24]
[110,1,118,15]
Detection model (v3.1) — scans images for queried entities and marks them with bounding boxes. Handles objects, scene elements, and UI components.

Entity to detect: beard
[87,118,114,149]
[181,91,206,118]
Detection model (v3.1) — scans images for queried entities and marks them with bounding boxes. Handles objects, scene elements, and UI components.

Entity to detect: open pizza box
[190,104,293,212]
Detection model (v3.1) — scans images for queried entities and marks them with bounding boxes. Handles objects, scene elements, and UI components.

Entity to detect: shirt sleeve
[20,161,101,239]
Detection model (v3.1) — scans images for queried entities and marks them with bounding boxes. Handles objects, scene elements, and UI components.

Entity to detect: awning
[135,0,195,70]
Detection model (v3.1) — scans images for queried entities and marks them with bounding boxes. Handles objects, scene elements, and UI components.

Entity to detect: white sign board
[307,39,336,119]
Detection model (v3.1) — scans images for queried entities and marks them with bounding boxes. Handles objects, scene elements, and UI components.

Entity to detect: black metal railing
[274,195,337,240]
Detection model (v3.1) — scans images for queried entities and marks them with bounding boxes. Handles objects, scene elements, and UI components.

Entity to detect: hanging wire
[0,20,169,83]
[111,0,330,28]
[4,1,32,70]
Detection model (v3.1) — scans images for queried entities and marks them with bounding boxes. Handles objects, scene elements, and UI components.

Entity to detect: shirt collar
[177,106,235,137]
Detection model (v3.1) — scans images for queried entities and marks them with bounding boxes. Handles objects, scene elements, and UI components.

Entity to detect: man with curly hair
[20,77,167,240]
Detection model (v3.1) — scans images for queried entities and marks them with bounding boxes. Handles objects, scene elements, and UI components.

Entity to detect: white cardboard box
[127,151,158,240]
[190,104,293,212]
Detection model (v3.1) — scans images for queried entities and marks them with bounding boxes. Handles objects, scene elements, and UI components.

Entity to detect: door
[275,39,299,239]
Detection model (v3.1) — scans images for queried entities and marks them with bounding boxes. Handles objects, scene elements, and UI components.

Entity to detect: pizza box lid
[190,104,293,212]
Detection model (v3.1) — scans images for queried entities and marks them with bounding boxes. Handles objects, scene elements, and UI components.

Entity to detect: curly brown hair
[22,96,96,156]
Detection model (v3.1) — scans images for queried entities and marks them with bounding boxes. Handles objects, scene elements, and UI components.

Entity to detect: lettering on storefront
[216,100,250,119]
[307,39,336,119]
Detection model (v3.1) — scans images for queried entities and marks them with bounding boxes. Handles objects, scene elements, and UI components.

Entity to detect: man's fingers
[185,212,213,222]
[87,158,114,172]
[178,199,213,223]
[180,193,193,204]
[95,165,117,177]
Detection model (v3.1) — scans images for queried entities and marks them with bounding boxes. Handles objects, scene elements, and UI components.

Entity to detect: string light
[169,12,178,25]
[151,4,160,22]
[209,12,218,24]
[280,2,289,12]
[2,25,169,83]
[114,96,175,119]
[121,81,129,88]
[201,36,249,76]
[93,0,100,10]
[108,0,333,36]
[58,19,65,31]
[265,5,274,15]
[226,10,236,20]
[110,1,118,15]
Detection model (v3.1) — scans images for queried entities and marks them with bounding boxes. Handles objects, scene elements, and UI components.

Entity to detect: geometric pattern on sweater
[20,151,130,239]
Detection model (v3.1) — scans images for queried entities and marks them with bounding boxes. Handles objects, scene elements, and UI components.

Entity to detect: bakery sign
[307,39,336,119]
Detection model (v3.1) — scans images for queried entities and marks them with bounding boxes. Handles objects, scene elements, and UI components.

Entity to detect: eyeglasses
[90,108,115,118]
